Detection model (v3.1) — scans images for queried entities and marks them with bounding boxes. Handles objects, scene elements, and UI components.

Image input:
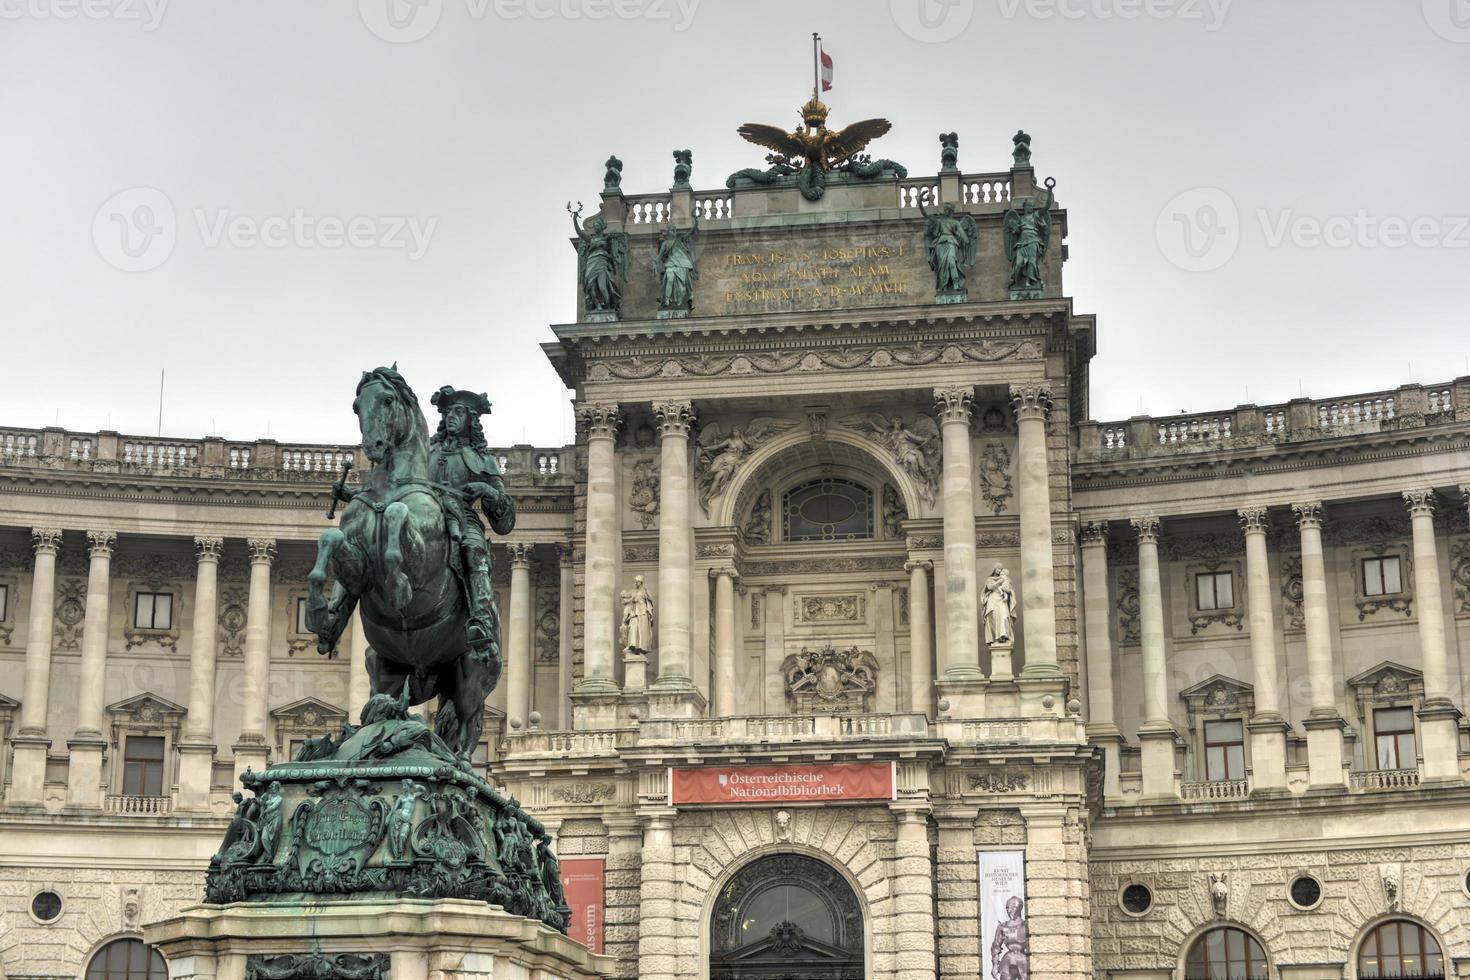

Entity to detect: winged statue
[695,418,799,515]
[837,412,942,507]
[736,98,893,201]
[1002,177,1057,299]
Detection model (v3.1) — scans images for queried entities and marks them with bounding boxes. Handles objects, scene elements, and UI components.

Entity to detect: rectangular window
[296,597,309,634]
[1362,556,1403,597]
[133,592,173,630]
[122,735,165,796]
[1203,719,1246,781]
[1374,706,1416,770]
[1195,571,1235,611]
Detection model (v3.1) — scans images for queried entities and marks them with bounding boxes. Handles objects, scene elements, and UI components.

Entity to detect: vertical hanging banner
[560,858,605,954]
[979,851,1029,980]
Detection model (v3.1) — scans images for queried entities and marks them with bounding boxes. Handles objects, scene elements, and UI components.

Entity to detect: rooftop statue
[603,154,623,192]
[671,148,692,188]
[568,202,629,318]
[1003,177,1056,300]
[1012,129,1032,168]
[919,198,978,302]
[735,97,897,201]
[652,216,698,316]
[939,131,959,172]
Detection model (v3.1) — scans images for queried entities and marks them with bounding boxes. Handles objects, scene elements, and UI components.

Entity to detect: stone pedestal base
[1303,713,1348,791]
[176,740,218,812]
[145,898,615,980]
[1086,725,1124,799]
[987,641,1014,681]
[621,652,647,693]
[645,679,707,720]
[1016,675,1066,717]
[65,734,106,808]
[1138,725,1179,801]
[570,686,622,730]
[7,734,51,807]
[232,740,270,783]
[935,675,988,721]
[1417,699,1463,783]
[1247,715,1291,795]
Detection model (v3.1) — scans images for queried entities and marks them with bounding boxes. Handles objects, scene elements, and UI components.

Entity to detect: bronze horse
[304,367,511,757]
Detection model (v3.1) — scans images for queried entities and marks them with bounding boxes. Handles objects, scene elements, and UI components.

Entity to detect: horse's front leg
[307,528,355,655]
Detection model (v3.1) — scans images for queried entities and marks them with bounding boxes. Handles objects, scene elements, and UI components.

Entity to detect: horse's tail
[434,699,460,748]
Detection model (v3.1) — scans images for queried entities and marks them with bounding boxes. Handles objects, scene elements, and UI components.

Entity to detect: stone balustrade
[1180,778,1250,801]
[0,427,577,485]
[104,794,173,816]
[1349,767,1421,791]
[1079,378,1470,462]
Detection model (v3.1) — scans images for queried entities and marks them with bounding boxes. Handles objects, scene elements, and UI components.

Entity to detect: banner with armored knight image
[979,850,1029,980]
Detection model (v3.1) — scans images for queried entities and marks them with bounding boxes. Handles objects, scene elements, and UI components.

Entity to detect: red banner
[560,858,604,953]
[672,762,894,805]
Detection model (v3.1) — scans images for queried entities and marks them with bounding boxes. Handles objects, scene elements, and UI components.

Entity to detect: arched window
[782,478,873,542]
[86,939,167,980]
[1185,927,1269,980]
[710,853,863,979]
[1359,920,1445,979]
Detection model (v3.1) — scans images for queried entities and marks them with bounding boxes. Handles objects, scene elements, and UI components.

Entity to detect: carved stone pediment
[1180,674,1254,724]
[1347,661,1424,720]
[108,692,186,727]
[782,643,878,712]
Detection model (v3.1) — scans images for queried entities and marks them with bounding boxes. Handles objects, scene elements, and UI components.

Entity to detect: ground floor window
[710,852,863,979]
[86,939,167,980]
[1185,926,1268,980]
[1359,920,1444,978]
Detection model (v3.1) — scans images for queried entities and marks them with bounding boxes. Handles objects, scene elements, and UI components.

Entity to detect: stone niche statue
[919,198,978,303]
[782,643,879,713]
[1002,177,1055,300]
[982,564,1017,646]
[568,202,629,319]
[620,574,654,655]
[652,217,698,317]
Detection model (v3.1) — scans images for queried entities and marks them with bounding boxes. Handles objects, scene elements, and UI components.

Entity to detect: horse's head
[353,366,427,463]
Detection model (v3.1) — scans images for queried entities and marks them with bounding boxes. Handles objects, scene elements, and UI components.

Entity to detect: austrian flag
[820,45,833,91]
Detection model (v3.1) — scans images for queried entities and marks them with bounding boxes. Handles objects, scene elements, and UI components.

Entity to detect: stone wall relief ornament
[795,593,865,623]
[568,202,629,320]
[244,953,390,980]
[1382,865,1401,911]
[694,418,798,516]
[218,586,249,656]
[550,782,617,805]
[743,488,773,544]
[782,643,878,712]
[1209,873,1228,918]
[978,443,1014,514]
[837,412,942,507]
[1003,177,1055,299]
[1450,537,1470,613]
[53,578,86,651]
[966,770,1028,793]
[774,809,792,841]
[1116,568,1141,645]
[882,484,907,538]
[1280,557,1305,630]
[629,457,660,529]
[919,197,978,303]
[535,590,559,664]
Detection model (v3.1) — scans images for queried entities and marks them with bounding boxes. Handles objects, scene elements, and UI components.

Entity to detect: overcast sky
[2,0,1467,448]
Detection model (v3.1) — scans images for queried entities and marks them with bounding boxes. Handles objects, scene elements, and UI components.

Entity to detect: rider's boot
[465,562,496,666]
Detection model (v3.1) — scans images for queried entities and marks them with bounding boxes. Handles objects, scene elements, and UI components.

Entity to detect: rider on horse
[427,386,516,665]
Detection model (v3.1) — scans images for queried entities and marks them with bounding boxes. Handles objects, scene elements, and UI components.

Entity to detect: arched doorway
[710,853,864,979]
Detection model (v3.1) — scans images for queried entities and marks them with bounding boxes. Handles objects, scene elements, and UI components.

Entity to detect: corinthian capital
[1237,507,1270,534]
[1130,515,1161,543]
[247,538,277,564]
[1078,520,1109,546]
[86,529,117,557]
[933,385,974,425]
[1403,488,1437,517]
[508,542,535,568]
[576,402,622,440]
[903,558,933,574]
[1291,501,1324,530]
[1009,382,1054,422]
[653,400,696,437]
[194,536,225,562]
[30,527,63,555]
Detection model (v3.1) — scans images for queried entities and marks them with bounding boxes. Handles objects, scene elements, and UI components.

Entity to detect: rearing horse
[304,366,505,758]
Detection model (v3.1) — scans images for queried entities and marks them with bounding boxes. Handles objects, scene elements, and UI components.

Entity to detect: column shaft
[240,539,275,741]
[19,528,62,734]
[711,569,737,717]
[637,813,677,980]
[556,544,574,728]
[578,404,621,695]
[905,559,933,714]
[1238,510,1282,716]
[1405,491,1449,700]
[934,386,979,679]
[653,401,694,689]
[1293,502,1346,788]
[506,543,534,728]
[892,808,937,980]
[75,530,116,736]
[1012,383,1059,676]
[185,537,223,739]
[1133,517,1168,725]
[1078,525,1115,726]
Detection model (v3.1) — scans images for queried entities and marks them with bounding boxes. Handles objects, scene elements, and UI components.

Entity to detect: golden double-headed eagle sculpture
[737,97,891,175]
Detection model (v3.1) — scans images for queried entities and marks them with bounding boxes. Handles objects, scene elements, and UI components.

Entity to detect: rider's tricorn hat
[430,386,492,417]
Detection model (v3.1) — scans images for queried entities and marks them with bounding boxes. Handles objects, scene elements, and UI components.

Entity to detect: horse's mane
[355,366,429,444]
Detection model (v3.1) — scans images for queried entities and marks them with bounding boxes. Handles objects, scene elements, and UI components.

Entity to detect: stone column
[1238,508,1289,793]
[1011,382,1061,680]
[934,806,982,980]
[762,586,787,713]
[556,543,574,729]
[872,581,898,712]
[178,535,223,812]
[574,403,622,728]
[649,400,704,717]
[905,558,934,716]
[505,542,535,732]
[603,816,644,978]
[1292,501,1347,789]
[10,527,63,806]
[1132,516,1176,799]
[1404,489,1461,781]
[889,806,936,980]
[636,810,677,980]
[933,385,984,717]
[710,566,738,718]
[235,538,275,778]
[1078,521,1122,797]
[66,528,116,807]
[347,606,372,720]
[1021,804,1092,980]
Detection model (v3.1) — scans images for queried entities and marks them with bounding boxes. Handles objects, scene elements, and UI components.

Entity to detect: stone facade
[3,117,1470,980]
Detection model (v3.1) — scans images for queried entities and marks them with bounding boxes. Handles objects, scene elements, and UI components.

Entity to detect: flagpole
[812,32,819,101]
